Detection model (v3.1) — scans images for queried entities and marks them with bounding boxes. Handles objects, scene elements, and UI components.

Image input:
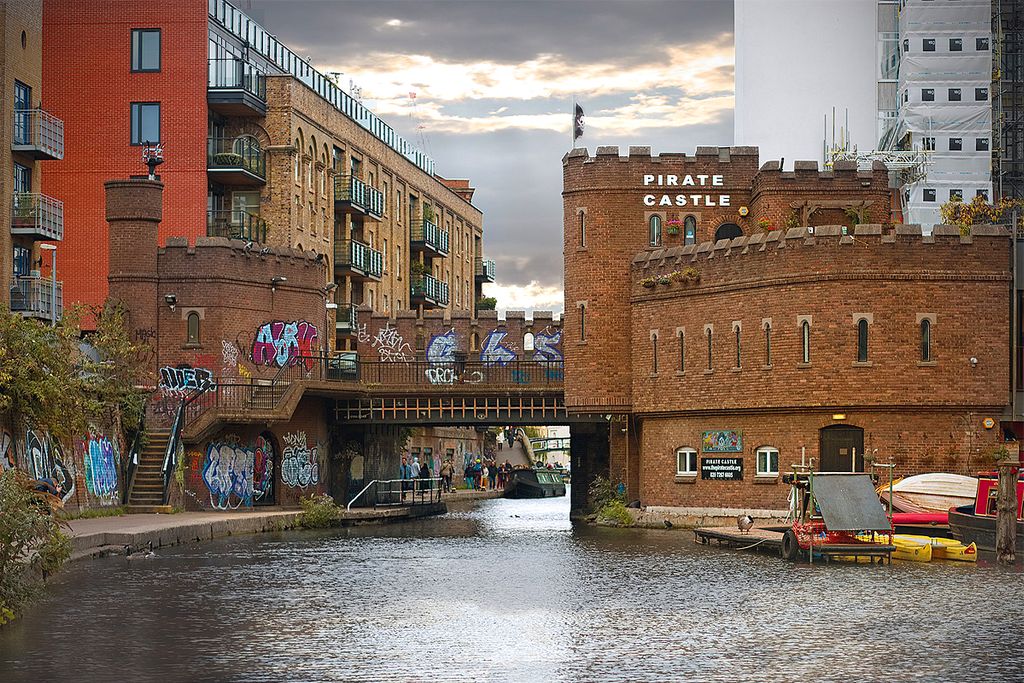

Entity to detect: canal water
[2,493,1023,682]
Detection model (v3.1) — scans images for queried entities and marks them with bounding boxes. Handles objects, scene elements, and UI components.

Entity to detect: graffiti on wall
[83,433,120,504]
[426,329,458,363]
[252,320,320,370]
[360,323,414,362]
[533,329,563,362]
[221,339,252,379]
[26,429,75,503]
[281,431,320,488]
[0,429,14,471]
[480,330,517,366]
[159,366,217,395]
[200,435,276,510]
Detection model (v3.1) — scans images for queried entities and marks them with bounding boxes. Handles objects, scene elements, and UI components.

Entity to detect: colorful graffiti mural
[159,366,216,394]
[200,435,276,510]
[480,330,517,366]
[252,320,319,370]
[533,329,563,362]
[83,433,120,504]
[25,429,75,503]
[426,329,458,363]
[0,429,14,471]
[281,431,320,488]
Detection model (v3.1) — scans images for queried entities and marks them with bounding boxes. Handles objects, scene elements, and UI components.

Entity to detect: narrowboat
[505,468,566,499]
[948,474,1024,553]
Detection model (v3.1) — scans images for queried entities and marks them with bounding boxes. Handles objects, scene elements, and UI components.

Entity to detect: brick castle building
[563,145,1011,518]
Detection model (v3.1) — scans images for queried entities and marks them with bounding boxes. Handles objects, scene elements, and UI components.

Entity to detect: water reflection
[2,493,1024,682]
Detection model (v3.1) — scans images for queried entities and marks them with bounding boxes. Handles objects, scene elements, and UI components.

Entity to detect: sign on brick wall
[702,430,742,453]
[701,457,743,481]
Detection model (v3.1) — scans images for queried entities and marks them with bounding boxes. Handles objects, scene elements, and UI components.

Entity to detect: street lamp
[39,243,56,327]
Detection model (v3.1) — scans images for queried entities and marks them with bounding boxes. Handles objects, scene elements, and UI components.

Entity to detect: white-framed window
[756,447,779,477]
[676,447,697,475]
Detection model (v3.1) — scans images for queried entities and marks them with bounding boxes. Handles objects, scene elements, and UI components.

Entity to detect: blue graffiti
[84,434,119,503]
[426,329,458,363]
[202,442,255,510]
[533,329,563,362]
[480,330,517,366]
[512,370,530,384]
[546,368,564,381]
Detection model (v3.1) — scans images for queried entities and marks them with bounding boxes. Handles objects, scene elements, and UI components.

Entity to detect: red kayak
[891,511,947,526]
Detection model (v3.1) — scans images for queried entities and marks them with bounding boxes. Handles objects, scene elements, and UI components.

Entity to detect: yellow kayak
[856,533,933,562]
[900,535,978,562]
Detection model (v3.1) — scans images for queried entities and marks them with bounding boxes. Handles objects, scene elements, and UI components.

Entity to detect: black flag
[573,104,585,141]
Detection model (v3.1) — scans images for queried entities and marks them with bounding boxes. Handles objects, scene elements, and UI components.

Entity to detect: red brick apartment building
[43,0,494,342]
[563,145,1014,517]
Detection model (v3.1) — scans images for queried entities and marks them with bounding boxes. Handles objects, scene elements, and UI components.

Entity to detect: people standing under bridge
[473,458,483,489]
[464,461,475,490]
[440,459,453,493]
[400,455,413,502]
[418,458,432,501]
[481,462,490,490]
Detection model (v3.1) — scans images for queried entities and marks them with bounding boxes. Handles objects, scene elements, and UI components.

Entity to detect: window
[186,312,200,344]
[383,294,389,313]
[801,320,810,363]
[923,188,936,202]
[652,333,658,374]
[734,326,741,368]
[684,216,697,245]
[130,102,160,145]
[949,188,963,201]
[903,38,909,53]
[857,319,869,362]
[756,447,780,477]
[131,29,161,72]
[922,38,935,51]
[396,245,402,278]
[921,88,934,102]
[579,303,586,341]
[977,189,989,201]
[13,162,31,194]
[977,138,990,152]
[13,81,30,145]
[764,323,772,366]
[977,37,990,51]
[706,328,713,370]
[524,332,535,351]
[949,138,962,151]
[949,37,962,51]
[579,211,586,246]
[678,330,685,372]
[976,87,989,101]
[923,136,935,151]
[649,215,662,247]
[948,88,961,102]
[12,245,30,277]
[676,448,697,475]
[920,319,932,361]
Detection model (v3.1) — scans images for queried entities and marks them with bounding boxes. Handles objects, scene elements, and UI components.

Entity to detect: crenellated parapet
[157,236,327,290]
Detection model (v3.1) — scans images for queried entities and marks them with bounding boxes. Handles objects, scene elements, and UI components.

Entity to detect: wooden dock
[694,526,786,553]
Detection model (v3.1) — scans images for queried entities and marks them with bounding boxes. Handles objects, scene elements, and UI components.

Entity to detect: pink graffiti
[252,320,320,370]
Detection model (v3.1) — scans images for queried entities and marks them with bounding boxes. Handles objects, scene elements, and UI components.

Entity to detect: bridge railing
[356,360,564,387]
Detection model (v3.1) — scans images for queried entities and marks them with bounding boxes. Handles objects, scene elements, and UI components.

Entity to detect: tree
[476,296,497,311]
[940,195,1024,235]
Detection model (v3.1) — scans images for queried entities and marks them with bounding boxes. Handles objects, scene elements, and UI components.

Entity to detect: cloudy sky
[248,0,735,315]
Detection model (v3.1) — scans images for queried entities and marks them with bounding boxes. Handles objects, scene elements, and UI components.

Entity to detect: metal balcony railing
[10,276,63,321]
[11,193,63,241]
[411,274,449,306]
[208,58,267,100]
[334,175,384,218]
[334,239,383,279]
[475,257,496,282]
[411,217,450,256]
[207,136,266,180]
[207,209,268,243]
[12,109,64,160]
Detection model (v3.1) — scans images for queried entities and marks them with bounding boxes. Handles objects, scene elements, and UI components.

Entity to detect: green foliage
[299,493,343,528]
[784,211,802,229]
[410,260,428,279]
[596,499,635,527]
[475,296,497,311]
[0,470,72,625]
[588,475,623,512]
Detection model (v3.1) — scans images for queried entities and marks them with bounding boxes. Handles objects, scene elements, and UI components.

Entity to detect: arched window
[684,216,697,245]
[801,321,810,363]
[186,312,200,344]
[706,328,713,370]
[648,215,662,247]
[524,332,535,351]
[920,319,931,361]
[756,446,779,477]
[764,323,772,366]
[857,318,869,362]
[676,447,697,475]
[715,222,743,241]
[293,140,301,183]
[579,211,586,247]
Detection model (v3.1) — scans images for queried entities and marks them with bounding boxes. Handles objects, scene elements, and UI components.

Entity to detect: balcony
[334,239,383,280]
[207,209,267,243]
[10,276,62,322]
[475,257,496,283]
[11,193,63,241]
[410,217,450,257]
[207,136,265,185]
[410,274,449,308]
[335,303,358,335]
[207,58,267,117]
[334,175,383,220]
[12,109,64,160]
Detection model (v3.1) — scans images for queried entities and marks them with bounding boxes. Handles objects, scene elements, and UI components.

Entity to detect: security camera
[970,357,978,367]
[163,293,177,311]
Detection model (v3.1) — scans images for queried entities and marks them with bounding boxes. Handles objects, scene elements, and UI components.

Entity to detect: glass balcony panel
[207,136,266,184]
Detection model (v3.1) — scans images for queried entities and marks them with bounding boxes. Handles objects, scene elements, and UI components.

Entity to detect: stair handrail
[346,479,378,511]
[122,410,145,505]
[160,397,186,505]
